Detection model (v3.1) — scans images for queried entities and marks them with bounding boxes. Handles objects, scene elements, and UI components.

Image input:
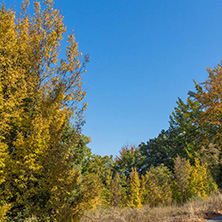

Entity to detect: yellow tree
[0,1,92,221]
[141,164,173,207]
[188,158,217,198]
[127,167,142,208]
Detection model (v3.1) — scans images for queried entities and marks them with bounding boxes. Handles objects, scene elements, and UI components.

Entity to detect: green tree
[82,153,114,207]
[139,129,176,171]
[114,145,145,177]
[139,97,207,172]
[169,97,204,160]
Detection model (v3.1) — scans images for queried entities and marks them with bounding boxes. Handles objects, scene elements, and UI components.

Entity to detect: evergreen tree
[139,129,176,171]
[169,97,205,160]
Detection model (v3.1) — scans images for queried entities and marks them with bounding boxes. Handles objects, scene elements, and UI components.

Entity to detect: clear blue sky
[4,0,222,157]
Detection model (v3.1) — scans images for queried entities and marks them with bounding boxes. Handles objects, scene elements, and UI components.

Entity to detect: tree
[196,144,222,188]
[114,144,145,177]
[173,156,191,203]
[110,173,122,207]
[139,96,207,172]
[101,168,113,207]
[190,62,222,187]
[188,158,217,198]
[139,129,176,171]
[191,63,222,146]
[141,164,173,207]
[173,156,217,202]
[127,167,142,208]
[169,97,205,160]
[82,153,114,208]
[0,1,92,221]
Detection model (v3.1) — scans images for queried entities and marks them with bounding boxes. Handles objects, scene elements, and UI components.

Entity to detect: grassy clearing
[81,192,222,222]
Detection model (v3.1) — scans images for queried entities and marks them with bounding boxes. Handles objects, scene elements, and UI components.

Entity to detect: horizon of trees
[1,1,222,221]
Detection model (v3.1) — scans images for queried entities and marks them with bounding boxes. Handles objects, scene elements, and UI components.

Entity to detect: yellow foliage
[0,1,89,220]
[127,167,142,209]
[141,164,173,207]
[0,203,10,221]
[188,158,217,198]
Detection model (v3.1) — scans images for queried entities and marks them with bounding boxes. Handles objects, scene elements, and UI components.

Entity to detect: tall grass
[81,192,222,222]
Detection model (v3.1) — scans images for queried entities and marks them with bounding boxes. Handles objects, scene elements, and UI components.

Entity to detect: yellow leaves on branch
[193,63,222,145]
[0,0,89,220]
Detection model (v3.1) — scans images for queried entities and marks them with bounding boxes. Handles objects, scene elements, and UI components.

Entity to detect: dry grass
[81,192,222,222]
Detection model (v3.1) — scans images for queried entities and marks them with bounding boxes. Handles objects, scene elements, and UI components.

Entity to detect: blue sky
[3,0,222,157]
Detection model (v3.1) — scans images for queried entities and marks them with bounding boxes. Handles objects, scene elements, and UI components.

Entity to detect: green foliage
[139,129,176,171]
[82,152,113,182]
[114,145,144,177]
[139,96,215,174]
[169,97,205,160]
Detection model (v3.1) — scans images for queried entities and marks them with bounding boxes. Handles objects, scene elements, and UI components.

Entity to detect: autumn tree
[173,156,217,203]
[0,1,94,221]
[110,173,122,207]
[173,156,191,203]
[81,153,114,207]
[196,144,222,187]
[190,62,222,186]
[141,164,173,206]
[191,64,222,146]
[127,167,142,208]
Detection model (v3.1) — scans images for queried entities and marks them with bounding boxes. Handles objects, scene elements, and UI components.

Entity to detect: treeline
[79,143,218,210]
[82,62,222,209]
[0,1,222,222]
